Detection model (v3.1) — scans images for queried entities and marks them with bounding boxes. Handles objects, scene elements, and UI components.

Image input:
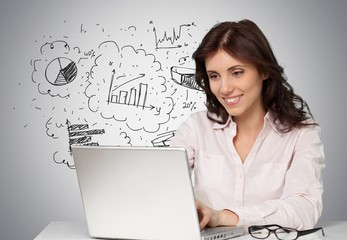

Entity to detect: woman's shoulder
[177,110,218,128]
[188,110,208,119]
[170,111,210,147]
[181,110,233,130]
[181,110,208,125]
[267,111,321,135]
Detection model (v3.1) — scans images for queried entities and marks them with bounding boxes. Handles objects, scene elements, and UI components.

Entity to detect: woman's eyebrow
[227,65,247,71]
[206,64,246,73]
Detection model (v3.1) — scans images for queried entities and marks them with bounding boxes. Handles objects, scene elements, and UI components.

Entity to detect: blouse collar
[211,111,282,136]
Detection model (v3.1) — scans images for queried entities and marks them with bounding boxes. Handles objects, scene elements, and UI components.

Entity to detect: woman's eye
[208,74,218,80]
[233,70,244,77]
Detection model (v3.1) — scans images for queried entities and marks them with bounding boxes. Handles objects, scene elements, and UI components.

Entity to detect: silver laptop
[72,145,243,240]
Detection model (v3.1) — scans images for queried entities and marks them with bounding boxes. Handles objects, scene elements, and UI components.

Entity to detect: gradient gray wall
[1,0,347,239]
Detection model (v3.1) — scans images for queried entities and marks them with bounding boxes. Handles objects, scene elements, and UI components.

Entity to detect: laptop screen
[72,146,202,240]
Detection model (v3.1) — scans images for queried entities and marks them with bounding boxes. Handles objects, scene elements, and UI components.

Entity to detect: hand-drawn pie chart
[45,57,77,86]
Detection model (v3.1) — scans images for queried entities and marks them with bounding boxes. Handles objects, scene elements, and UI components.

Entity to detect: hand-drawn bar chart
[108,74,150,109]
[66,120,105,151]
[110,83,148,108]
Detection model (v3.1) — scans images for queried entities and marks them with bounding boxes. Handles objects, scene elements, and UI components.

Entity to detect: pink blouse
[170,110,325,229]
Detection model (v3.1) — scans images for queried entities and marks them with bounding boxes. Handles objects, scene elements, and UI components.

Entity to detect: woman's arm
[232,125,325,229]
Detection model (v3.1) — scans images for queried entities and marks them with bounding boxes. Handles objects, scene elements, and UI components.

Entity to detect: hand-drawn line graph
[153,23,195,50]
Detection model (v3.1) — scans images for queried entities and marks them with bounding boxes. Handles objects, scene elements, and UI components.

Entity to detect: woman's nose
[220,77,234,94]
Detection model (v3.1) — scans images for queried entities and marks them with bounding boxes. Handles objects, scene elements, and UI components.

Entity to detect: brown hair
[192,19,316,132]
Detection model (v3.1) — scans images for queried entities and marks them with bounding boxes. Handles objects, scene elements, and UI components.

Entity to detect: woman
[170,19,325,230]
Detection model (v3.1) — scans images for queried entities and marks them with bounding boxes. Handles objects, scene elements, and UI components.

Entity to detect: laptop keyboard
[201,227,242,240]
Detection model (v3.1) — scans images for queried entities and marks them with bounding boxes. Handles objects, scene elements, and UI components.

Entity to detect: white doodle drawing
[30,22,205,168]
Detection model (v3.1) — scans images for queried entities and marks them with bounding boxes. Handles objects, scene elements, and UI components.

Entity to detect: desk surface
[35,221,344,240]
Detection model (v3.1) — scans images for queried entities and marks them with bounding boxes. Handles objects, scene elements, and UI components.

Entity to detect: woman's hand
[196,200,220,229]
[195,200,239,229]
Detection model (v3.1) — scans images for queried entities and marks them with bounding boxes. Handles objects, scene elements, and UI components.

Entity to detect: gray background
[1,0,347,239]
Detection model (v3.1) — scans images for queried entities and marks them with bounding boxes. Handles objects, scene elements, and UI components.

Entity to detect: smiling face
[206,49,267,121]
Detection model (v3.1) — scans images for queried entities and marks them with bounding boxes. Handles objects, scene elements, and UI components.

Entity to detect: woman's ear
[262,72,269,81]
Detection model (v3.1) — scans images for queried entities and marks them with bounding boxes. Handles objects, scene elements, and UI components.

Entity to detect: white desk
[34,221,345,240]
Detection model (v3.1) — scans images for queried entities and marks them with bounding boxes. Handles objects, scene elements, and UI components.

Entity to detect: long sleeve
[232,125,325,229]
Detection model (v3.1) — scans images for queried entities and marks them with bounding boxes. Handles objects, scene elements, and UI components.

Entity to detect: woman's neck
[233,107,266,137]
[232,108,266,162]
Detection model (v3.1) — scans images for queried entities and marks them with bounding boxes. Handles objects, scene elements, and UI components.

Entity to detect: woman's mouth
[224,95,242,105]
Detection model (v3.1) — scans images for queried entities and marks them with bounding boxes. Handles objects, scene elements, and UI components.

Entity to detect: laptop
[72,145,243,240]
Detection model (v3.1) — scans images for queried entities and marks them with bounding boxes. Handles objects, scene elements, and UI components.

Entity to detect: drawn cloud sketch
[29,21,206,169]
[86,41,174,133]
